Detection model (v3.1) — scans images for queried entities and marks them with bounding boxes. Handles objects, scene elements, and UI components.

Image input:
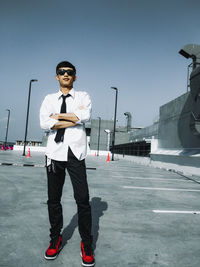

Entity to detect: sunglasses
[57,69,75,76]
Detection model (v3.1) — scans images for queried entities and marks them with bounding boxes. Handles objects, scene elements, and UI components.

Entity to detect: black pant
[46,147,92,247]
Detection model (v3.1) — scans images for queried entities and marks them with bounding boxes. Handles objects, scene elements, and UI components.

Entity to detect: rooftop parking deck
[1,151,200,267]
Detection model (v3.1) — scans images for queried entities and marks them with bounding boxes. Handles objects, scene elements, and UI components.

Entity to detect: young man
[40,61,95,266]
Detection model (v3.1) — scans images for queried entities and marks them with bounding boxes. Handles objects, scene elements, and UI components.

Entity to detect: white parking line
[112,176,191,182]
[123,186,200,192]
[153,210,200,214]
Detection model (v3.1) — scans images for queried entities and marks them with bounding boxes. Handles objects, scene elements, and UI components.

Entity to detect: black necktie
[54,94,70,143]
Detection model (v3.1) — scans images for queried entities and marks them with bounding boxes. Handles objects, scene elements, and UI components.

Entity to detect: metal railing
[110,141,151,157]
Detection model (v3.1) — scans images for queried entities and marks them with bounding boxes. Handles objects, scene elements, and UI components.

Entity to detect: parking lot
[1,150,200,267]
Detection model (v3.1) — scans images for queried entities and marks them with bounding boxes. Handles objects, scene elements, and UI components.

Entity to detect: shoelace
[49,238,59,249]
[84,246,92,256]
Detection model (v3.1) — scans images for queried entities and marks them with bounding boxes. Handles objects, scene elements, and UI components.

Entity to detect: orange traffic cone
[26,148,31,158]
[95,152,96,157]
[106,153,110,162]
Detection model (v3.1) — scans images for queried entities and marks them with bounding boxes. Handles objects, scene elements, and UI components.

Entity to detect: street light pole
[23,79,38,156]
[97,116,101,156]
[4,109,10,149]
[110,87,118,161]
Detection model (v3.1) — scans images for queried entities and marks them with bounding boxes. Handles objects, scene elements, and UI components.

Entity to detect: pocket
[45,156,52,173]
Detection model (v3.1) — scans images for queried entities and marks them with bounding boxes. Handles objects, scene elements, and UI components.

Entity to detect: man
[40,61,95,266]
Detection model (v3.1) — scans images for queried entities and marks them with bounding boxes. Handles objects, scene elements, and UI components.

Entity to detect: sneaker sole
[80,252,95,267]
[44,254,57,260]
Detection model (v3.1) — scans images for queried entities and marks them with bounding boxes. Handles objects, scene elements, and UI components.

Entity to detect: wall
[90,119,114,150]
[158,91,200,150]
[150,65,200,168]
[130,122,159,142]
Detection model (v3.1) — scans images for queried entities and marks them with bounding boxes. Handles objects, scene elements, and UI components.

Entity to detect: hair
[56,61,76,75]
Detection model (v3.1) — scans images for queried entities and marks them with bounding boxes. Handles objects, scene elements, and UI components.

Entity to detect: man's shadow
[62,197,108,251]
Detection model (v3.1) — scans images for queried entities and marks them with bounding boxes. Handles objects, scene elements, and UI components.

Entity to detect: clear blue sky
[1,0,200,142]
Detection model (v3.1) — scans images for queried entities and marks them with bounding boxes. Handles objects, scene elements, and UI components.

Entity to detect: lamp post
[23,79,38,156]
[97,116,101,156]
[4,109,10,149]
[110,87,118,161]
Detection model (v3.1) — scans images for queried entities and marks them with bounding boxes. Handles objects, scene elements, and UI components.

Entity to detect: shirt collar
[57,88,75,99]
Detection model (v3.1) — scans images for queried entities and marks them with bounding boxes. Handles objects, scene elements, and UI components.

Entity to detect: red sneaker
[44,235,62,260]
[80,241,95,266]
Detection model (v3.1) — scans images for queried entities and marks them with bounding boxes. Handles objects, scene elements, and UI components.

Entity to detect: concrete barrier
[115,153,200,177]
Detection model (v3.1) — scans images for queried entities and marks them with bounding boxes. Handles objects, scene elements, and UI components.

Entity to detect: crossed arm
[40,93,91,131]
[50,113,79,130]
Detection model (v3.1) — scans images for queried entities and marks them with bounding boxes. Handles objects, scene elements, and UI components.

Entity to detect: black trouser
[46,147,92,248]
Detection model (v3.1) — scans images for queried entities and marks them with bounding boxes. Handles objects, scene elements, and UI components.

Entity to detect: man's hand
[50,113,79,122]
[51,120,76,130]
[50,114,59,120]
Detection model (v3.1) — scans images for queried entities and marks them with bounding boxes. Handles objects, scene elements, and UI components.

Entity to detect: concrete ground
[1,150,200,267]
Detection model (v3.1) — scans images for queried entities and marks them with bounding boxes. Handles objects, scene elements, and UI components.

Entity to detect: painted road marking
[123,186,200,192]
[0,162,96,170]
[111,176,191,182]
[153,210,200,214]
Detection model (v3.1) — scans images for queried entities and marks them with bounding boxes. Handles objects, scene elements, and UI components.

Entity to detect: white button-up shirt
[40,88,92,161]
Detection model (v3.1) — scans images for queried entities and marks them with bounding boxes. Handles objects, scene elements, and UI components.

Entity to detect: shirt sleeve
[73,92,92,124]
[40,95,58,130]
